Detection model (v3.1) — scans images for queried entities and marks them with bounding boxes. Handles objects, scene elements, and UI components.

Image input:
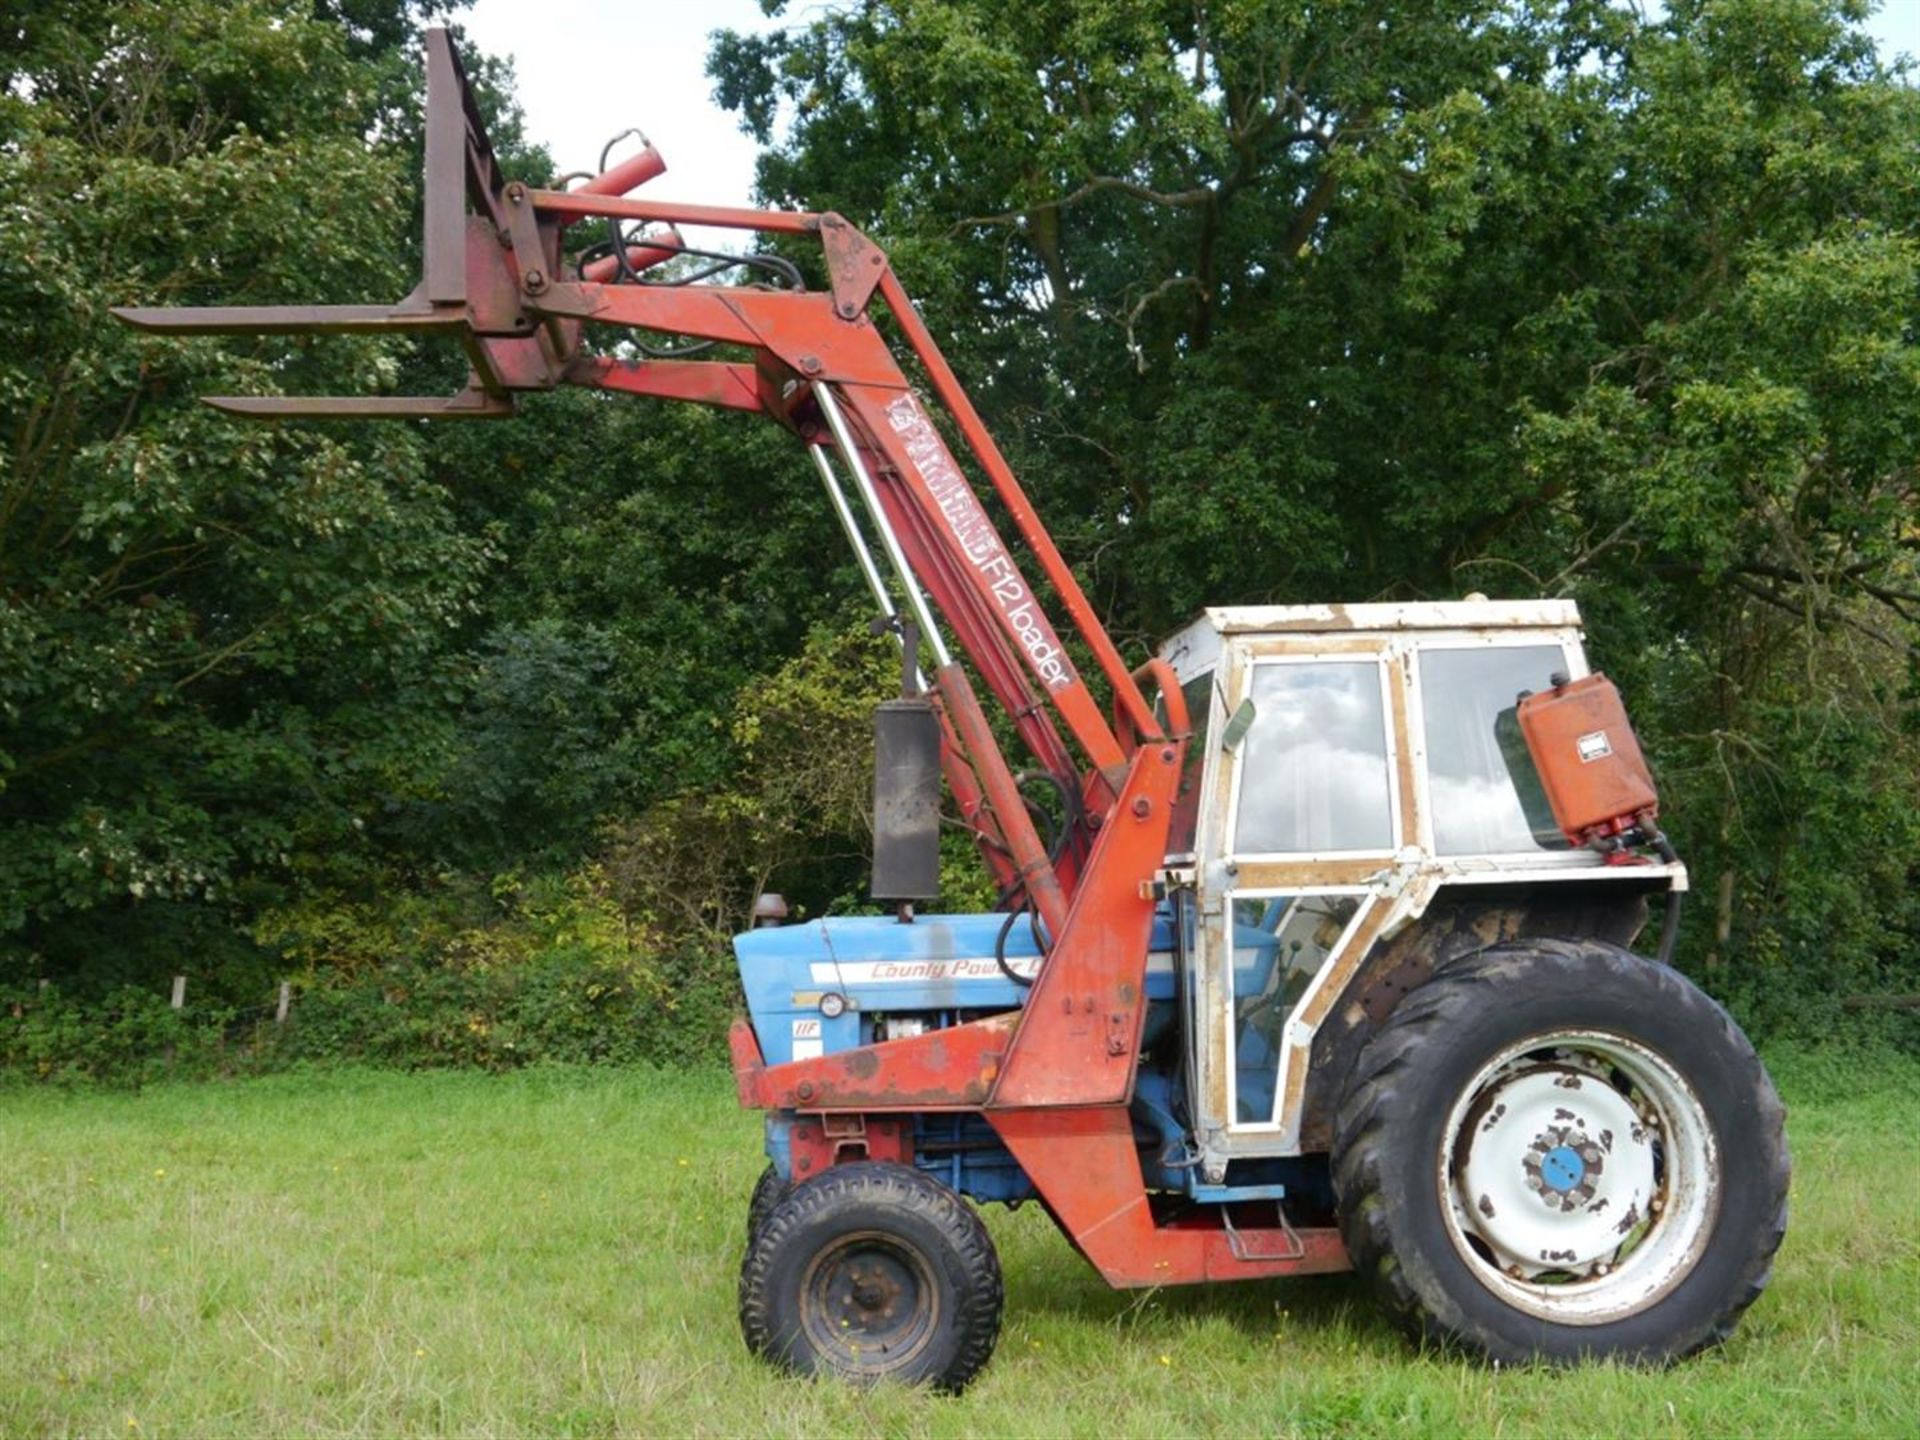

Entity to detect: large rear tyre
[1332,938,1788,1365]
[739,1161,1003,1391]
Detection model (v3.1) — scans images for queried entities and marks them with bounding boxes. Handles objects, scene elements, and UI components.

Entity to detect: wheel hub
[1457,1064,1655,1276]
[799,1232,939,1374]
[1533,1141,1591,1200]
[829,1254,911,1331]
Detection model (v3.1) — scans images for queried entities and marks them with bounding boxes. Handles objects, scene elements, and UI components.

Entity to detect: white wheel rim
[1437,1030,1719,1325]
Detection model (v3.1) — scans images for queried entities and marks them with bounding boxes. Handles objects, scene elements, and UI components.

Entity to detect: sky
[461,0,782,249]
[463,0,1920,248]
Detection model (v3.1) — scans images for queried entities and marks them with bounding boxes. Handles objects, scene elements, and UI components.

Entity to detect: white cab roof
[1157,600,1583,682]
[1202,600,1581,633]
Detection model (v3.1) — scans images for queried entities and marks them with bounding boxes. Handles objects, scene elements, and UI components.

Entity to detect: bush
[272,947,715,1072]
[1,983,229,1084]
[1,866,735,1084]
[256,867,728,1071]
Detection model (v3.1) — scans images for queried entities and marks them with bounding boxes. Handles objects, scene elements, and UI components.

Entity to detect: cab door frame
[1185,632,1425,1172]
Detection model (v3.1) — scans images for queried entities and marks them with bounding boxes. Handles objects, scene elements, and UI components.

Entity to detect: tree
[0,1,490,993]
[5,0,1913,1049]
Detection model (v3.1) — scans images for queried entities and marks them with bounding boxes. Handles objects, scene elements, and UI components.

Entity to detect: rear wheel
[739,1161,1003,1391]
[1332,938,1788,1364]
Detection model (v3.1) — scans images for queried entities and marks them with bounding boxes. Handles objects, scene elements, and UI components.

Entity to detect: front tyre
[739,1161,1003,1391]
[746,1164,791,1245]
[1332,939,1788,1364]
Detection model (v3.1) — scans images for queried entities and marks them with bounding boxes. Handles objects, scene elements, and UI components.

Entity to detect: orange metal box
[1516,674,1658,843]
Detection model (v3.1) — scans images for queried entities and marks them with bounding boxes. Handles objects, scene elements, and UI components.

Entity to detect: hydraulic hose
[1651,828,1683,966]
[992,770,1081,989]
[993,899,1031,988]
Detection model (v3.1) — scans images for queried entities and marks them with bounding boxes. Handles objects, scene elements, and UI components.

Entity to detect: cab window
[1233,661,1393,855]
[1419,644,1571,855]
[1164,669,1214,855]
[1228,893,1362,1124]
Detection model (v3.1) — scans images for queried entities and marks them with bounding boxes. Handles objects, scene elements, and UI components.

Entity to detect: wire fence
[148,977,295,1028]
[5,975,305,1078]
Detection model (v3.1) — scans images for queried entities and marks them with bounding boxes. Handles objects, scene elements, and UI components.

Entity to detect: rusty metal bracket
[501,180,554,297]
[819,214,888,321]
[1221,1203,1306,1264]
[111,30,579,419]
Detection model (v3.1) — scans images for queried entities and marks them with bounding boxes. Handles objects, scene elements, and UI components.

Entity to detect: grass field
[3,1052,1917,1438]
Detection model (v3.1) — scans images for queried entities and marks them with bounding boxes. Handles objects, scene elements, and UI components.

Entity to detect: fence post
[171,975,187,1009]
[276,982,291,1025]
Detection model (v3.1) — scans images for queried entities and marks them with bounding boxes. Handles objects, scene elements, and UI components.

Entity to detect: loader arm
[112,28,1189,1083]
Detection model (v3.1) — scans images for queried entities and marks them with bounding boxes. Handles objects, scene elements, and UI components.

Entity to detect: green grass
[3,1054,1917,1438]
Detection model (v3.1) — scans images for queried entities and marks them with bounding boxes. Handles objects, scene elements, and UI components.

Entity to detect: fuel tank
[1516,673,1659,842]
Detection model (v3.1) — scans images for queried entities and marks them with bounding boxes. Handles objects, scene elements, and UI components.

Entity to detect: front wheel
[746,1164,791,1245]
[1332,938,1788,1364]
[739,1161,1003,1391]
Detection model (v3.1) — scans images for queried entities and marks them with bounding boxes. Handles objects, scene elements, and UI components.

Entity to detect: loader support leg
[988,1108,1350,1287]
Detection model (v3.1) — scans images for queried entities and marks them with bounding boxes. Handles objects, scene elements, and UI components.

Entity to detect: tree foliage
[2,0,1916,1057]
[0,1,500,993]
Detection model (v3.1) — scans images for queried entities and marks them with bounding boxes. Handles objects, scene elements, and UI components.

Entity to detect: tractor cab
[1156,599,1686,1180]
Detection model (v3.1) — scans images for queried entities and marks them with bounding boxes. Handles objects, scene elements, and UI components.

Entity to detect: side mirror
[1220,697,1257,752]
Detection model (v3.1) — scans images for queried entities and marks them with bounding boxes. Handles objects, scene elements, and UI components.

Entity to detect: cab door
[1186,635,1419,1170]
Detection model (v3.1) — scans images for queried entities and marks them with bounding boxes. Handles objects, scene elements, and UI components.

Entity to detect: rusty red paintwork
[571,356,766,413]
[817,214,890,320]
[990,741,1178,1107]
[870,266,1160,746]
[933,662,1072,938]
[857,453,1089,834]
[746,1013,1018,1112]
[835,382,1129,776]
[576,140,667,197]
[989,1107,1349,1286]
[1115,658,1191,752]
[789,1115,913,1183]
[728,1018,766,1109]
[529,185,821,235]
